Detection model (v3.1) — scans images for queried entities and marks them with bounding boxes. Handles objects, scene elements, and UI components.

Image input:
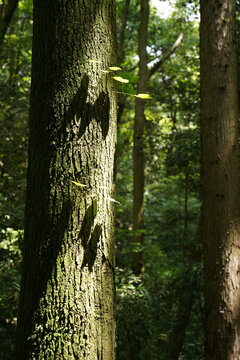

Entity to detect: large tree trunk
[16,1,117,359]
[200,0,240,359]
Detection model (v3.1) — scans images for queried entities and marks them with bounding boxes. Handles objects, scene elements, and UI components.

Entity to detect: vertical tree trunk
[167,284,193,360]
[131,3,183,274]
[117,0,130,65]
[116,0,130,125]
[200,0,240,359]
[132,0,149,276]
[16,1,117,359]
[167,219,202,360]
[184,168,189,233]
[0,0,18,51]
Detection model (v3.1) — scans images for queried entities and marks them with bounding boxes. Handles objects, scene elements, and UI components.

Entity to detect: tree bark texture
[16,1,117,359]
[132,0,149,276]
[200,0,240,359]
[0,0,18,51]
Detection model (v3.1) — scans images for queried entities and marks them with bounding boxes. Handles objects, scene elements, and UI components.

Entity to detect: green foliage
[0,1,32,230]
[115,1,203,359]
[0,228,22,360]
[116,269,160,360]
[0,2,32,358]
[116,0,140,65]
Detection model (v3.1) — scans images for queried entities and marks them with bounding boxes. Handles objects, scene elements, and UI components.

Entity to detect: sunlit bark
[16,1,117,358]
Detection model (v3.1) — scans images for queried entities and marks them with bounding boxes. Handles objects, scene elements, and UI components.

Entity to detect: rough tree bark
[16,1,117,359]
[201,0,240,359]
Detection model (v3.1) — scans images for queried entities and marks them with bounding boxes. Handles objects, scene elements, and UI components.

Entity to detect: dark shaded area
[65,74,110,140]
[80,199,98,247]
[80,199,102,271]
[16,193,74,358]
[167,282,194,359]
[82,224,102,271]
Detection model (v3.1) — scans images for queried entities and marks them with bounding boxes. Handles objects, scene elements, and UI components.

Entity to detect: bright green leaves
[71,181,120,204]
[89,59,102,63]
[113,76,129,83]
[71,180,87,188]
[109,66,122,71]
[135,93,152,99]
[88,62,152,100]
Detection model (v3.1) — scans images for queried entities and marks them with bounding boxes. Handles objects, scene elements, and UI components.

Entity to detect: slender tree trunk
[132,0,149,276]
[238,39,240,112]
[167,218,202,359]
[201,0,240,359]
[16,1,117,359]
[0,0,18,51]
[116,0,130,126]
[131,0,183,274]
[167,283,193,360]
[184,169,189,234]
[117,0,130,65]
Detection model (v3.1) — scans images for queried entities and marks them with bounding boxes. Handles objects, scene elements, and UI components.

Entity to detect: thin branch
[148,32,184,79]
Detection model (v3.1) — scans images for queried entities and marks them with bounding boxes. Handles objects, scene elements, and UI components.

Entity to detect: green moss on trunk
[16,1,117,359]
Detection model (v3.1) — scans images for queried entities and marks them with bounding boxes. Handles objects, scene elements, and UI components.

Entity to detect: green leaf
[135,93,152,99]
[113,76,129,83]
[71,181,87,187]
[109,66,122,71]
[101,70,110,73]
[108,197,120,204]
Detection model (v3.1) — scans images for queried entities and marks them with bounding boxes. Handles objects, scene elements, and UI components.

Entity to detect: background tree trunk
[131,0,183,274]
[200,0,240,358]
[0,0,18,51]
[167,283,193,360]
[117,0,130,65]
[16,1,117,359]
[132,0,149,276]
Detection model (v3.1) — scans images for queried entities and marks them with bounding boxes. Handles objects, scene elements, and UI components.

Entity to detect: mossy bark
[16,1,117,359]
[201,0,240,358]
